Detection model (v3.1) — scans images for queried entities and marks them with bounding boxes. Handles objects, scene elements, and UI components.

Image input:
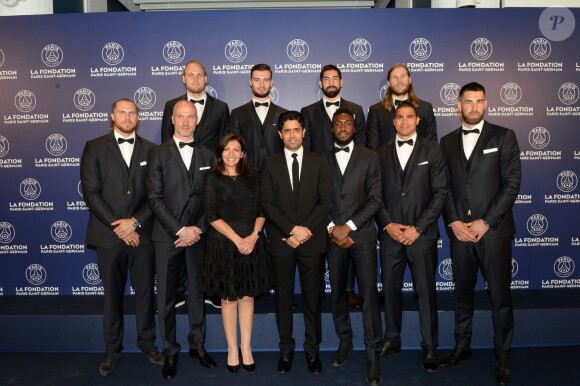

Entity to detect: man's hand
[291,226,312,243]
[174,226,202,248]
[282,235,301,249]
[465,219,490,241]
[450,221,478,242]
[111,218,135,239]
[398,226,420,246]
[122,232,140,247]
[385,223,407,243]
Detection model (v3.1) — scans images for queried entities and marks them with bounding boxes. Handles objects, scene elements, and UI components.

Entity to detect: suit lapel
[328,149,343,188]
[107,133,129,175]
[387,140,403,189]
[402,137,422,188]
[168,141,190,183]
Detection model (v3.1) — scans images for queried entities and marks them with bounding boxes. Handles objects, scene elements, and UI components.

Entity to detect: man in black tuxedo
[228,63,288,170]
[439,82,521,386]
[147,100,216,380]
[161,60,230,150]
[376,101,447,373]
[366,63,437,150]
[301,64,366,153]
[261,110,331,374]
[81,98,163,376]
[325,109,383,385]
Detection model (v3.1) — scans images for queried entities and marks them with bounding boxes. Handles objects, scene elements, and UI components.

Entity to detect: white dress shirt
[395,132,417,170]
[283,146,303,191]
[186,92,207,122]
[174,137,194,170]
[252,98,269,124]
[114,131,136,167]
[462,120,484,160]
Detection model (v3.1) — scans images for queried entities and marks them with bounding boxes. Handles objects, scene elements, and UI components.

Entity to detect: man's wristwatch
[483,220,490,228]
[414,226,423,235]
[131,217,141,228]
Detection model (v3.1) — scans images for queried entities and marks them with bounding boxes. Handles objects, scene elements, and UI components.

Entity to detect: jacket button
[126,190,131,195]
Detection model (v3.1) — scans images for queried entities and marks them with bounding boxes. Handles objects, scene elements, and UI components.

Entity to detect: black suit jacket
[227,101,288,169]
[300,98,365,153]
[376,136,447,241]
[81,131,155,248]
[146,140,214,242]
[441,121,521,239]
[366,100,437,150]
[161,94,230,151]
[325,144,382,243]
[260,150,331,257]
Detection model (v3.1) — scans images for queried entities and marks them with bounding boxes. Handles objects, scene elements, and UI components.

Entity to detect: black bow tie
[326,101,340,108]
[394,99,408,107]
[333,146,350,153]
[179,141,194,148]
[254,101,269,108]
[117,137,134,145]
[190,99,204,105]
[397,139,413,147]
[462,128,480,135]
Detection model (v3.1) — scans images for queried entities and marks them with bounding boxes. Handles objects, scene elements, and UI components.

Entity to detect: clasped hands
[329,224,354,249]
[450,219,489,242]
[234,232,259,255]
[282,225,312,249]
[385,223,420,246]
[112,218,140,247]
[174,226,203,248]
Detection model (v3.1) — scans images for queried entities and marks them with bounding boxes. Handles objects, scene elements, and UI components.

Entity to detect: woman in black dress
[204,132,270,374]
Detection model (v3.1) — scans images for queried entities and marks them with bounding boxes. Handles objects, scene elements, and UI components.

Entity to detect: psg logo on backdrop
[0,222,16,244]
[134,86,156,110]
[269,86,280,105]
[0,48,4,67]
[51,221,72,243]
[26,264,47,285]
[77,181,83,197]
[511,258,519,277]
[0,135,9,157]
[83,263,102,285]
[73,88,95,111]
[41,44,63,67]
[14,90,36,113]
[438,258,454,281]
[287,39,309,62]
[349,38,371,62]
[554,256,575,278]
[529,38,551,61]
[500,83,522,105]
[102,42,124,65]
[558,82,579,106]
[20,178,41,201]
[45,134,67,156]
[470,38,493,61]
[556,170,578,193]
[205,86,218,99]
[440,83,460,106]
[225,40,247,63]
[409,38,432,61]
[527,214,548,236]
[379,85,387,101]
[528,127,550,150]
[163,40,185,64]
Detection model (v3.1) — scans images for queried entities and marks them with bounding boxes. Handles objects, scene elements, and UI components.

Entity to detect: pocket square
[483,148,498,154]
[140,161,147,166]
[418,161,428,166]
[199,166,211,170]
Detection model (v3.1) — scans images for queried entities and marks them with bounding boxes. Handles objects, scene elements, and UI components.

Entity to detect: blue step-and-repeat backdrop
[0,7,578,297]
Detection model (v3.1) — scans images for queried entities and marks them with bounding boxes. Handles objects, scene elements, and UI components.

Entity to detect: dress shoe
[422,347,439,373]
[331,343,353,367]
[277,352,293,373]
[305,353,322,373]
[380,341,401,358]
[142,346,164,366]
[239,348,255,373]
[366,358,382,386]
[495,359,512,385]
[162,355,178,380]
[204,295,222,309]
[189,346,217,368]
[346,289,362,309]
[175,294,186,308]
[440,346,472,368]
[99,352,119,376]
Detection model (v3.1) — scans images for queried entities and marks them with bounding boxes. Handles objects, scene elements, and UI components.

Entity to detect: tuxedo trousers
[380,238,439,348]
[154,240,206,356]
[450,236,514,354]
[327,241,382,352]
[96,243,156,353]
[271,251,324,356]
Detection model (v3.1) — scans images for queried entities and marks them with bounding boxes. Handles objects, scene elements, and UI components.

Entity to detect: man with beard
[81,98,163,376]
[147,100,216,380]
[301,64,366,153]
[376,101,447,373]
[301,64,365,308]
[161,60,229,309]
[366,63,437,150]
[325,109,383,386]
[161,60,230,150]
[439,82,520,386]
[228,63,288,169]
